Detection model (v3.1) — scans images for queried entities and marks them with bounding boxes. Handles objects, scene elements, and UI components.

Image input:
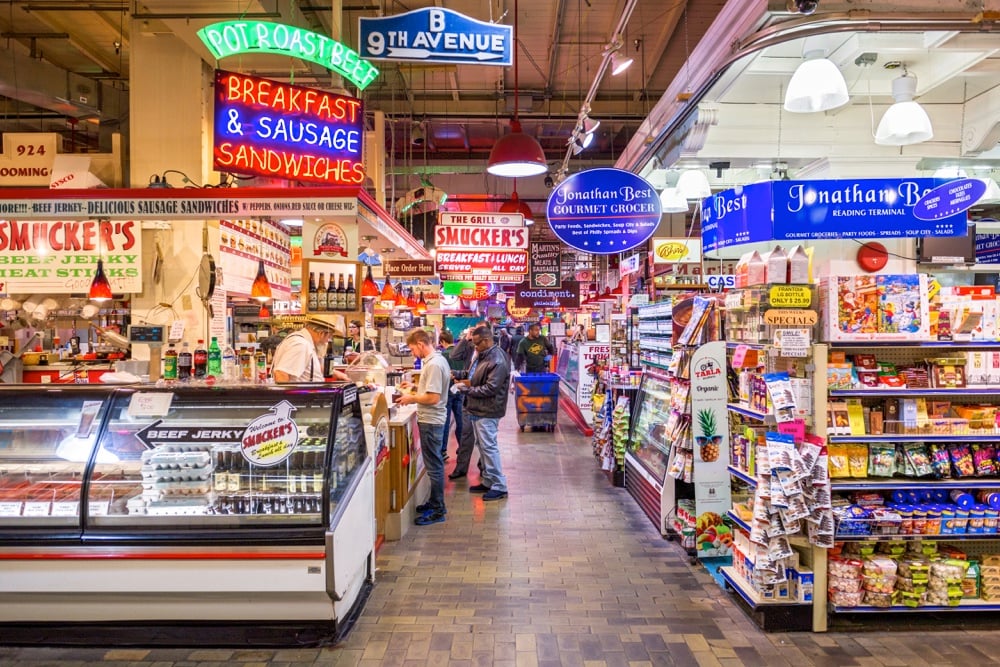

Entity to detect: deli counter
[0,382,374,644]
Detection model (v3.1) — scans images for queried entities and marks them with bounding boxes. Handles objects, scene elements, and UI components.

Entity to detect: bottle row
[163,338,265,382]
[308,271,357,312]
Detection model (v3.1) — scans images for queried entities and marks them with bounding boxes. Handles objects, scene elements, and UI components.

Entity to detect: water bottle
[208,337,222,378]
[221,344,238,382]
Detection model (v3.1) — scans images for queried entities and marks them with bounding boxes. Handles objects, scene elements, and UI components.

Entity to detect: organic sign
[213,70,365,185]
[360,8,512,66]
[198,22,379,90]
[529,241,562,288]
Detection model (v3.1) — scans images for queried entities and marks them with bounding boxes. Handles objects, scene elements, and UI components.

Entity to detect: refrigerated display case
[0,383,374,645]
[625,370,674,531]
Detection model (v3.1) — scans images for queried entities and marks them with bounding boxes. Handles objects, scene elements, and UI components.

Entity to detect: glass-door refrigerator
[625,370,673,532]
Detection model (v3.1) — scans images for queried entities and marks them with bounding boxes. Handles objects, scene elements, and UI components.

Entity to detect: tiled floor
[4,410,1000,665]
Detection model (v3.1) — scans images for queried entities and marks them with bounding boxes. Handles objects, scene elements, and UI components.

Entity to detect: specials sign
[213,70,365,186]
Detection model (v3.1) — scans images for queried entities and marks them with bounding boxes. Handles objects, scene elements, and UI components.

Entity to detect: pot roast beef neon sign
[213,70,365,185]
[197,21,379,91]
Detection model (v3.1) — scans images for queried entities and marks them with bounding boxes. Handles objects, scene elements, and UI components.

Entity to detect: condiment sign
[241,401,300,467]
[546,168,661,254]
[513,280,580,309]
[359,8,512,66]
[769,285,812,308]
[530,241,562,288]
[213,70,365,186]
[197,22,379,91]
[764,309,818,326]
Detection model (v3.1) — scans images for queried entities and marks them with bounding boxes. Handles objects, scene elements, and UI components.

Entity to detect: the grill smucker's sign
[213,70,365,186]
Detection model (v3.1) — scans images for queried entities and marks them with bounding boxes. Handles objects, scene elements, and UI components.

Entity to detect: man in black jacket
[453,324,511,500]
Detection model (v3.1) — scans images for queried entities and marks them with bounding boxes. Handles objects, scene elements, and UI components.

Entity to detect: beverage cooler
[625,370,678,534]
[0,382,375,645]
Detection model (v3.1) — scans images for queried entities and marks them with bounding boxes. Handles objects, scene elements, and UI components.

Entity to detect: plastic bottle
[239,347,253,381]
[163,343,178,380]
[177,341,193,379]
[207,337,222,378]
[255,349,267,383]
[193,339,208,377]
[221,343,238,382]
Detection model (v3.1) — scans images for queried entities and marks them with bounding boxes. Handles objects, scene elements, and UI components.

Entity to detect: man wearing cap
[272,318,351,382]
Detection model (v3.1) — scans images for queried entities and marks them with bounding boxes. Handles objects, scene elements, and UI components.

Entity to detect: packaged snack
[972,443,997,477]
[863,590,893,608]
[928,443,952,478]
[949,443,976,477]
[848,443,869,478]
[828,556,864,579]
[787,245,809,284]
[828,444,850,478]
[829,589,864,607]
[894,576,928,593]
[863,556,899,577]
[897,558,930,579]
[868,443,895,477]
[903,443,934,477]
[896,590,924,608]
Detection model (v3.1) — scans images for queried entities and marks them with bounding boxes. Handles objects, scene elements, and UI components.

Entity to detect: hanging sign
[530,241,562,288]
[435,250,528,283]
[198,22,379,90]
[213,70,365,185]
[689,341,732,559]
[433,224,529,249]
[547,168,661,254]
[513,280,580,309]
[700,181,774,254]
[651,237,702,264]
[976,233,1000,265]
[384,259,436,277]
[619,253,641,278]
[359,8,513,66]
[438,212,523,227]
[241,401,300,467]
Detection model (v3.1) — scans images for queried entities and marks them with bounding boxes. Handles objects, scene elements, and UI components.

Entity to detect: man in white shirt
[397,327,451,525]
[271,318,350,382]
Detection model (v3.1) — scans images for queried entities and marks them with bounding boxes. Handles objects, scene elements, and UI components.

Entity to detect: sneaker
[415,510,446,526]
[416,502,446,514]
[468,483,491,493]
[483,489,508,501]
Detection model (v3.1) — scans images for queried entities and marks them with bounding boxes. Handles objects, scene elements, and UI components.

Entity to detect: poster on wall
[0,218,142,294]
[690,341,732,559]
[219,219,291,301]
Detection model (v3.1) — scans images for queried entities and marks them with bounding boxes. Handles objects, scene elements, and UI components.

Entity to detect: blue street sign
[359,8,512,66]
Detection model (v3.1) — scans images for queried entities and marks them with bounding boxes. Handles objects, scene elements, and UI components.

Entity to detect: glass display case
[626,371,673,482]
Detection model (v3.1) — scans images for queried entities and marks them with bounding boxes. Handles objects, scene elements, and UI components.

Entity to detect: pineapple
[697,409,721,462]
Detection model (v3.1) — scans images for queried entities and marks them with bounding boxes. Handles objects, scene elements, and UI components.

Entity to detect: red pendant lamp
[486,0,548,178]
[250,258,272,302]
[406,288,419,309]
[361,264,380,298]
[380,270,396,303]
[499,180,534,225]
[416,291,428,315]
[88,259,113,302]
[394,283,408,307]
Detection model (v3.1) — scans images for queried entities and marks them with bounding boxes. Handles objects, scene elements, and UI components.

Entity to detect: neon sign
[213,70,365,185]
[197,21,379,91]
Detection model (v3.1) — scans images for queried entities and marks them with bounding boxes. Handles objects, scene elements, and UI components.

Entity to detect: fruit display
[696,511,733,552]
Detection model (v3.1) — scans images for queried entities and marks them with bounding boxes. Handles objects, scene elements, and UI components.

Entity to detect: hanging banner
[0,219,142,294]
[690,341,732,559]
[529,241,562,288]
[359,8,513,66]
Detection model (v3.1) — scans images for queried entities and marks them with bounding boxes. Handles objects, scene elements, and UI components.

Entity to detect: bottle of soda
[208,336,222,378]
[193,339,208,377]
[254,348,267,382]
[178,341,193,380]
[163,343,178,380]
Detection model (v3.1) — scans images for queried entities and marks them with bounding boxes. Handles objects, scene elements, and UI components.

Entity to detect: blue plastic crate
[514,373,560,416]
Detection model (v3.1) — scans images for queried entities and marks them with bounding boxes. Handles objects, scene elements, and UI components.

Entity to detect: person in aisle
[396,328,451,525]
[453,324,511,501]
[497,326,512,357]
[450,326,488,480]
[439,329,471,461]
[343,319,375,362]
[271,318,351,382]
[516,323,556,374]
[509,326,525,367]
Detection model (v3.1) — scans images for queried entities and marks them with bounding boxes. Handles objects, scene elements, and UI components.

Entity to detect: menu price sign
[529,241,562,288]
[435,250,528,284]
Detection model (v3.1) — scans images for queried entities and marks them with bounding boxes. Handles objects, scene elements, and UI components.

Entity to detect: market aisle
[3,409,1000,666]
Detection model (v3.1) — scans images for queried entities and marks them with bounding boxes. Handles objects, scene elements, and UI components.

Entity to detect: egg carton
[125,496,148,515]
[140,450,211,470]
[141,480,213,498]
[145,498,213,516]
[140,464,213,483]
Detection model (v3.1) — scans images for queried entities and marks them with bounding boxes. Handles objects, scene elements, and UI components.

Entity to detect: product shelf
[727,466,758,488]
[833,600,1000,613]
[829,478,1000,491]
[720,566,808,608]
[830,388,1000,397]
[726,510,752,534]
[835,531,999,542]
[641,360,672,372]
[727,404,773,422]
[828,341,1000,349]
[828,435,1000,443]
[725,342,769,351]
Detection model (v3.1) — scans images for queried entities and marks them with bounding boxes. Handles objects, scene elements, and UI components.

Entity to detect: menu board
[529,242,562,288]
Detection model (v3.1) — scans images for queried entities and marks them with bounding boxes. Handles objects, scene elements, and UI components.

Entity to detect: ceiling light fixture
[783,47,849,113]
[499,183,534,225]
[609,47,633,76]
[675,169,712,200]
[410,120,425,146]
[659,188,689,213]
[875,70,933,146]
[486,0,548,178]
[88,259,113,302]
[250,258,272,302]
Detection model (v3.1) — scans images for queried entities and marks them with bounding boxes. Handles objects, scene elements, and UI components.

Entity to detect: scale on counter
[127,325,165,381]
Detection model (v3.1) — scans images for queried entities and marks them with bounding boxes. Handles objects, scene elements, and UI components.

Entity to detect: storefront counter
[21,363,116,384]
[384,405,427,541]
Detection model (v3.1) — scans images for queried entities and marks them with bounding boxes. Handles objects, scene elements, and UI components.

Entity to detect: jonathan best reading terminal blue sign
[702,178,980,254]
[359,8,512,66]
[546,168,661,254]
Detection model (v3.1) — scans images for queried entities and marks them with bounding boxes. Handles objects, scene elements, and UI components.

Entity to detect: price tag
[731,344,748,368]
[127,392,174,418]
[168,320,185,342]
[0,501,23,516]
[769,285,812,308]
[51,501,80,517]
[89,501,109,516]
[774,329,810,358]
[23,501,51,516]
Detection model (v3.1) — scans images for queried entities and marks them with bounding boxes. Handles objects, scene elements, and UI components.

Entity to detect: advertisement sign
[435,250,527,283]
[0,219,141,294]
[547,168,661,253]
[359,8,513,66]
[912,178,988,221]
[651,237,702,264]
[700,181,774,254]
[213,70,365,185]
[529,241,562,288]
[384,259,436,276]
[240,401,300,467]
[220,219,292,301]
[198,22,378,90]
[312,221,350,257]
[0,133,58,187]
[433,224,529,249]
[513,280,580,309]
[689,341,732,558]
[438,212,523,227]
[976,233,1000,264]
[619,253,641,278]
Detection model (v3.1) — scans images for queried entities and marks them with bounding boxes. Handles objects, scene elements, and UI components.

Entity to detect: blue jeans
[441,391,464,454]
[467,415,507,493]
[418,422,446,511]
